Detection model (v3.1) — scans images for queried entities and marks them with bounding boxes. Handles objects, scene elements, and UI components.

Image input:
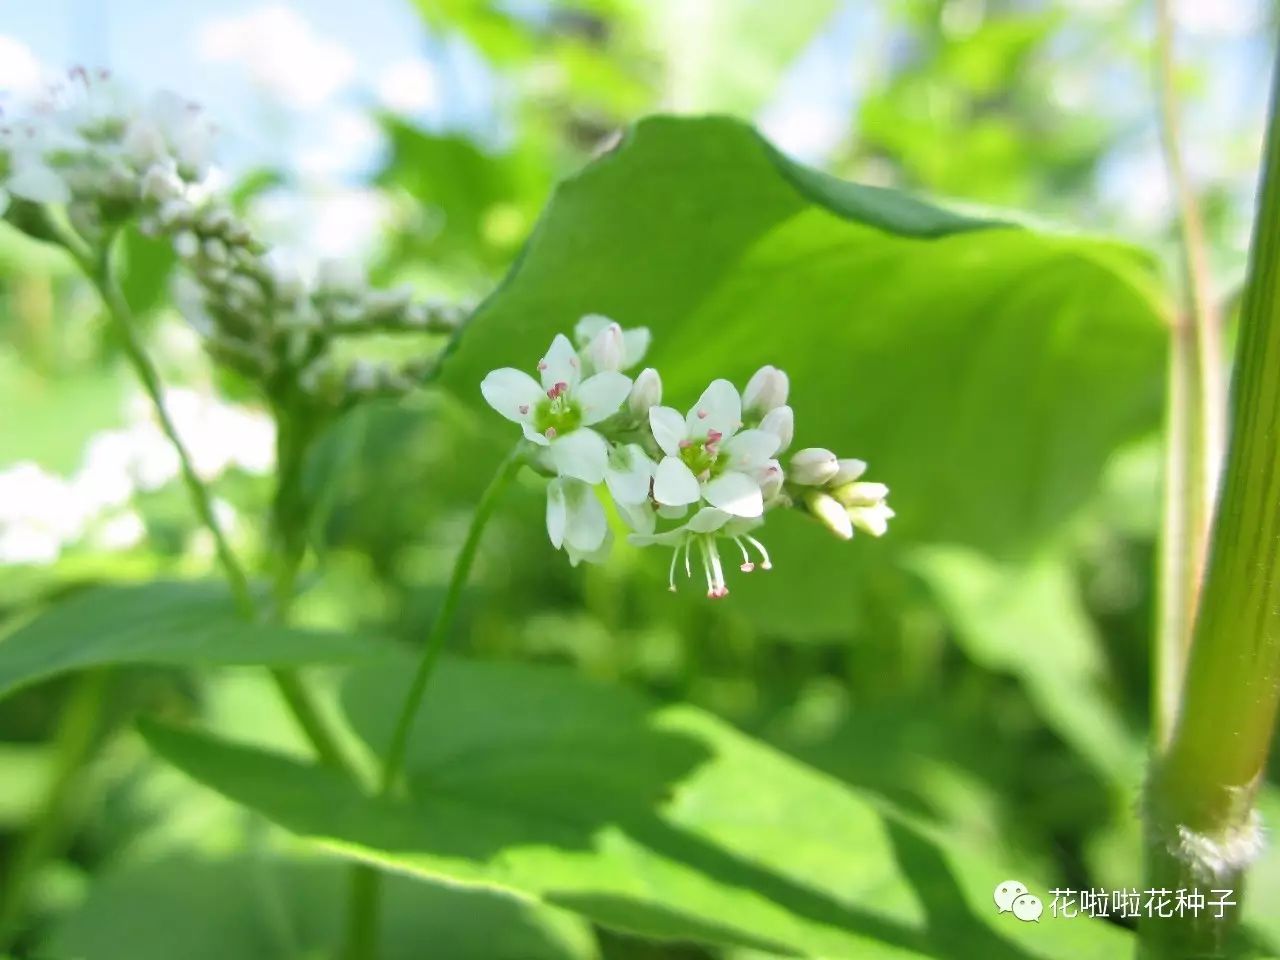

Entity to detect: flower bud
[585,320,625,372]
[789,447,839,486]
[173,230,199,259]
[804,491,853,540]
[757,459,784,502]
[849,502,894,537]
[743,365,789,415]
[830,458,867,487]
[759,405,794,453]
[628,367,662,417]
[833,480,889,507]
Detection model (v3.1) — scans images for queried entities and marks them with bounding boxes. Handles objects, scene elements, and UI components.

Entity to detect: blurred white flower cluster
[1,68,468,411]
[0,387,273,566]
[0,67,214,238]
[482,317,892,597]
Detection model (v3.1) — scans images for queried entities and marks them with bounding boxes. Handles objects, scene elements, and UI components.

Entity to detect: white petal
[622,328,651,368]
[759,406,794,453]
[540,334,581,391]
[686,507,733,534]
[687,379,741,439]
[563,481,607,552]
[481,368,543,424]
[545,479,567,548]
[576,371,632,425]
[567,526,613,567]
[649,406,688,457]
[657,503,689,520]
[574,313,612,346]
[615,498,656,535]
[723,429,781,472]
[653,457,700,507]
[702,471,764,518]
[549,428,608,483]
[605,443,654,505]
[521,422,550,446]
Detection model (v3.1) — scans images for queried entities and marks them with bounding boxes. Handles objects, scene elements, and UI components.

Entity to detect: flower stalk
[1142,33,1280,958]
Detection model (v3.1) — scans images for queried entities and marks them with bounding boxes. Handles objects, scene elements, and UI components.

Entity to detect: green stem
[1141,32,1280,959]
[0,671,110,949]
[1151,0,1225,749]
[85,239,256,619]
[378,445,524,793]
[342,445,523,960]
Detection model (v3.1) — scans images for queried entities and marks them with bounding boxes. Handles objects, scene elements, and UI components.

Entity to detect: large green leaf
[143,656,1132,959]
[440,115,1167,631]
[0,582,385,699]
[44,854,596,960]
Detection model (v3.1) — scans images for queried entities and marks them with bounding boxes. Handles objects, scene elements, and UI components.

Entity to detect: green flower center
[679,431,729,481]
[533,382,582,438]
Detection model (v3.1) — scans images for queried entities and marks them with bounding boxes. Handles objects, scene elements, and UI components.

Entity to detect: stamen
[707,430,723,443]
[684,539,693,579]
[545,427,557,439]
[538,360,548,371]
[518,403,529,415]
[696,409,708,419]
[733,536,755,572]
[708,540,729,598]
[698,538,715,598]
[678,439,693,449]
[667,544,682,592]
[745,534,773,571]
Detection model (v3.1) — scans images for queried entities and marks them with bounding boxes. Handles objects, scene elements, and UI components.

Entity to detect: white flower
[573,314,650,373]
[546,477,609,565]
[629,506,773,598]
[604,442,655,506]
[648,379,780,519]
[481,334,631,484]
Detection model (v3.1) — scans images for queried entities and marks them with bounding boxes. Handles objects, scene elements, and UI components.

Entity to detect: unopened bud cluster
[1,70,469,411]
[482,320,892,598]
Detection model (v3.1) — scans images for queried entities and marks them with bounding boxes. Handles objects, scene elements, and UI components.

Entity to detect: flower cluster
[483,319,892,597]
[2,70,468,411]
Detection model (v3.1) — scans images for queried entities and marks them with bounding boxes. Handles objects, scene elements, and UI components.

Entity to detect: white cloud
[196,5,356,110]
[376,57,441,115]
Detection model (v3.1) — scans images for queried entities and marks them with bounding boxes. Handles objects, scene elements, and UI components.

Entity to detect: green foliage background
[1,2,1277,959]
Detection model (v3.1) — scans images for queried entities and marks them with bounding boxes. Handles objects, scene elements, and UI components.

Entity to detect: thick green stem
[342,446,523,960]
[0,671,110,949]
[1141,32,1280,959]
[1151,0,1226,749]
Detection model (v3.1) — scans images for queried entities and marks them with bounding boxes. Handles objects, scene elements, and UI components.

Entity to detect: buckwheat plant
[482,319,893,598]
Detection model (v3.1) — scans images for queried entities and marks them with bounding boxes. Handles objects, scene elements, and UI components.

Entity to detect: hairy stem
[342,446,523,960]
[1141,31,1280,958]
[0,671,110,949]
[1151,0,1227,749]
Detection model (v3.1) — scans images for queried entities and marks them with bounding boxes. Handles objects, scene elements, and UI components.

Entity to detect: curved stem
[0,670,110,949]
[1152,0,1226,747]
[378,445,524,793]
[342,445,523,960]
[87,239,256,619]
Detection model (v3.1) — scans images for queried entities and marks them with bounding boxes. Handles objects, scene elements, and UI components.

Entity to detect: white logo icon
[993,880,1028,913]
[1011,893,1043,922]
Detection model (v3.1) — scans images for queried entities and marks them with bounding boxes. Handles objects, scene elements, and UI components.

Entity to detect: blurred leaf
[44,854,596,960]
[0,582,386,700]
[439,115,1167,632]
[142,656,1133,958]
[907,546,1141,782]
